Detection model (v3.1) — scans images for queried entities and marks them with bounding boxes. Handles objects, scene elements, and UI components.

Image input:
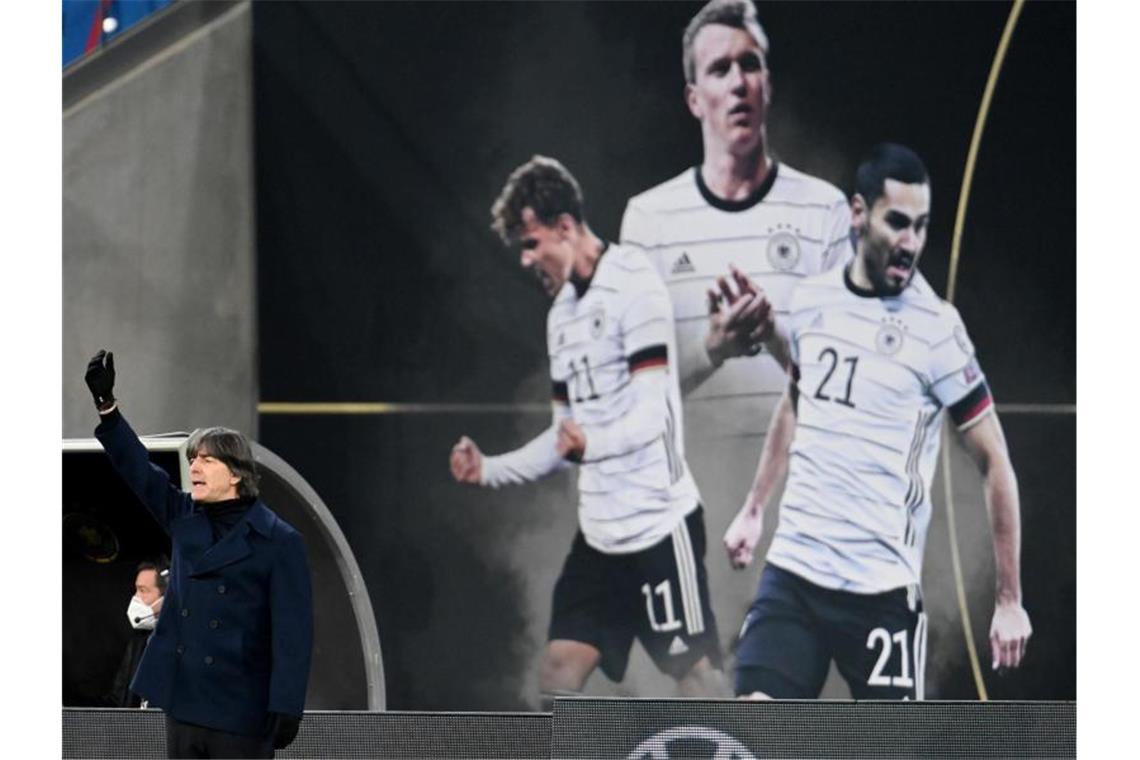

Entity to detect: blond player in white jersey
[450,156,727,707]
[727,143,1032,699]
[619,0,854,642]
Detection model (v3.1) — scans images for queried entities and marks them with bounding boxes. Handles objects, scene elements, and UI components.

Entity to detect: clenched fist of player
[556,419,586,462]
[990,599,1032,671]
[724,502,765,569]
[449,436,484,483]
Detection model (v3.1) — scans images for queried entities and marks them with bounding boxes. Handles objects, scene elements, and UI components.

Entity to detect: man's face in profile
[135,569,162,607]
[853,179,931,296]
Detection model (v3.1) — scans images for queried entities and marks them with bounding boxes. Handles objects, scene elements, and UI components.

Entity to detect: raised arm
[86,350,188,529]
[959,410,1032,670]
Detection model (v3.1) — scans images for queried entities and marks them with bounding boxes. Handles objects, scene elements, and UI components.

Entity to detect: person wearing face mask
[105,560,168,708]
[85,350,313,759]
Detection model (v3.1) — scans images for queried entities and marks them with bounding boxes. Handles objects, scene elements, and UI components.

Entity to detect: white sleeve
[619,199,654,251]
[820,196,854,272]
[622,287,673,356]
[928,307,992,430]
[480,403,572,488]
[929,308,986,406]
[581,367,668,462]
[785,285,813,368]
[622,200,716,391]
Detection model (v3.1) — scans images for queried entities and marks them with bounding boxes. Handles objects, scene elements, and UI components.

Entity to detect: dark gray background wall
[252,1,1075,710]
[63,2,257,438]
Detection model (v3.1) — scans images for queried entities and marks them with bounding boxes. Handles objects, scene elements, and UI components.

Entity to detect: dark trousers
[164,715,274,759]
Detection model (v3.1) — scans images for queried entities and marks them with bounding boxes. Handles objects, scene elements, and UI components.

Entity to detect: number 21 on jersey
[813,346,858,408]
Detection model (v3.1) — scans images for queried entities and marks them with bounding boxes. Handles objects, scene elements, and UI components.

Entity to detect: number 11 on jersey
[568,355,600,402]
[642,580,681,632]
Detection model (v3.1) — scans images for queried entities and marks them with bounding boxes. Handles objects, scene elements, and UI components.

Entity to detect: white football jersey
[620,162,853,437]
[548,243,700,554]
[766,265,994,593]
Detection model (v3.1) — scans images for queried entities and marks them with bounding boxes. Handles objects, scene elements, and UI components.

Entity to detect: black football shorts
[549,505,722,681]
[734,564,927,699]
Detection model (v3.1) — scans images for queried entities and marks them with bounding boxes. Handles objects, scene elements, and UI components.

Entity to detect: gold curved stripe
[947,1,1025,305]
[944,0,1026,701]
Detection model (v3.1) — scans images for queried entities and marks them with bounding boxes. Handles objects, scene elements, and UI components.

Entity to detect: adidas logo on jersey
[668,636,689,656]
[671,253,695,275]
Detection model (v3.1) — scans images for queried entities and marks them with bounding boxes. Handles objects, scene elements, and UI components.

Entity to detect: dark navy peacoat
[96,410,314,736]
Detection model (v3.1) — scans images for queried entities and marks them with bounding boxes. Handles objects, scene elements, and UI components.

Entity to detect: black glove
[84,350,116,412]
[268,712,301,750]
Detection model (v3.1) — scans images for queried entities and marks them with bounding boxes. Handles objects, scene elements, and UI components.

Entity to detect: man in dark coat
[86,350,313,758]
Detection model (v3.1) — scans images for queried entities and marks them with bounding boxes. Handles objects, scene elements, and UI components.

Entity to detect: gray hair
[186,426,260,499]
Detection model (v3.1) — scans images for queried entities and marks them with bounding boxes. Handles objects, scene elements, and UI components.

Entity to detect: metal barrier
[63,709,552,760]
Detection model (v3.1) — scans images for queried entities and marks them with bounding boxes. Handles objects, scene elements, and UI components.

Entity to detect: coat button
[204,655,214,665]
[209,619,219,629]
[176,645,185,655]
[217,584,226,594]
[180,608,189,617]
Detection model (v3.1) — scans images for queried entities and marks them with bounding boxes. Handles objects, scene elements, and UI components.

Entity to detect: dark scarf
[201,496,256,543]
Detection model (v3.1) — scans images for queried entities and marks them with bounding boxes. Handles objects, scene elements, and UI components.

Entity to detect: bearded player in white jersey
[450,156,727,706]
[728,143,1032,699]
[619,0,854,641]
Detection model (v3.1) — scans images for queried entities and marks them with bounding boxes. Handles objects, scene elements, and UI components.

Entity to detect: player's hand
[729,264,760,299]
[705,291,758,365]
[449,436,484,483]
[705,267,775,366]
[556,419,586,462]
[84,349,117,412]
[723,502,765,569]
[989,599,1032,671]
[728,266,776,345]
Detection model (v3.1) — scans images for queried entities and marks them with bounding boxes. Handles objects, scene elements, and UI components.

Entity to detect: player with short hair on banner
[618,0,855,638]
[728,143,1032,700]
[449,156,729,707]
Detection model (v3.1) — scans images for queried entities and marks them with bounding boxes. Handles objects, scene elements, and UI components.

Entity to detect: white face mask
[127,595,161,630]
